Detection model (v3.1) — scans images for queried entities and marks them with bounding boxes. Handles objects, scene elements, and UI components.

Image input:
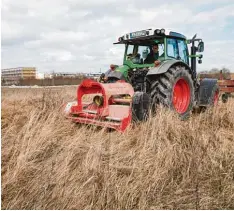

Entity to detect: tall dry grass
[1,87,234,209]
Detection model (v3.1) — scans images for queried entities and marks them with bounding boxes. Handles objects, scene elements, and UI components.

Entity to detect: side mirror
[197,41,204,52]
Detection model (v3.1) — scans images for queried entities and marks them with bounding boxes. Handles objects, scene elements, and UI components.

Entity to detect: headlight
[160,28,165,34]
[155,29,160,34]
[93,95,104,107]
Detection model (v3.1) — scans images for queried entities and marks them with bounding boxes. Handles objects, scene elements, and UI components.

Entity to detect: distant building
[84,73,102,80]
[1,67,36,85]
[44,73,53,79]
[54,72,77,77]
[36,72,45,79]
[53,72,85,78]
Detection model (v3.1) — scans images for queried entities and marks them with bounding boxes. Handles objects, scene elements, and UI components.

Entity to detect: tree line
[198,67,232,80]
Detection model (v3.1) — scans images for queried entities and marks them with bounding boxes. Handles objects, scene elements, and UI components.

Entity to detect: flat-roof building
[1,67,36,85]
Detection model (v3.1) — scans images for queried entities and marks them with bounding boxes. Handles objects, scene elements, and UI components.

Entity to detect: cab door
[167,38,189,65]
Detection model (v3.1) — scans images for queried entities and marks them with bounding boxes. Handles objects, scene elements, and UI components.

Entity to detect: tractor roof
[114,28,186,45]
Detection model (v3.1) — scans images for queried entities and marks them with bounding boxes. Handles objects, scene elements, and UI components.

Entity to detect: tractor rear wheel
[150,65,195,118]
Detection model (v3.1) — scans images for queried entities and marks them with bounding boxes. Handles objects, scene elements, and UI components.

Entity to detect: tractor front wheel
[194,83,219,113]
[132,92,150,122]
[150,65,195,118]
[210,84,219,105]
[221,93,230,103]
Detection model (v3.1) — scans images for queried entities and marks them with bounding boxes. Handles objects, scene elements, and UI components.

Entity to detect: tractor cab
[109,28,200,85]
[115,29,190,68]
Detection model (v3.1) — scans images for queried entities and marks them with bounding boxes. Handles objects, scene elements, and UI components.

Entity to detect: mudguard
[107,70,125,80]
[198,78,218,106]
[147,60,191,76]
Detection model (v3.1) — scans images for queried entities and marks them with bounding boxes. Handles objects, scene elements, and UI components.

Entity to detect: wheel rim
[214,90,219,105]
[173,78,191,114]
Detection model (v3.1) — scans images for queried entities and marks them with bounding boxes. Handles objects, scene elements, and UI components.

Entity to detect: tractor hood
[115,60,155,80]
[112,65,130,80]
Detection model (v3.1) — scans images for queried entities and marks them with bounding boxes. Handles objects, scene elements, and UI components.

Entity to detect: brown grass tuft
[1,87,234,209]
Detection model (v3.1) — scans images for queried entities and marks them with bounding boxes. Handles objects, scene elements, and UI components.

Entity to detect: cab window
[126,45,134,56]
[126,42,165,64]
[177,39,189,64]
[126,45,150,64]
[158,44,164,57]
[167,38,189,64]
[167,38,179,59]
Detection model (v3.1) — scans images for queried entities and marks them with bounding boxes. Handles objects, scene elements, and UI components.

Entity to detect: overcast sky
[2,0,234,73]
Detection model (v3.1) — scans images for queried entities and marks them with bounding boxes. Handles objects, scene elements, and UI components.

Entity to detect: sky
[1,0,234,73]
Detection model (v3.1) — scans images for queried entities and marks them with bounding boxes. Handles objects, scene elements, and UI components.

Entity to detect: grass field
[1,87,234,209]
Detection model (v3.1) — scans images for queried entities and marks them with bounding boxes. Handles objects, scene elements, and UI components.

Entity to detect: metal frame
[218,80,234,93]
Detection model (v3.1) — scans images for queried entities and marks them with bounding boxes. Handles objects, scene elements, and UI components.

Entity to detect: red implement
[63,79,134,132]
[218,80,234,93]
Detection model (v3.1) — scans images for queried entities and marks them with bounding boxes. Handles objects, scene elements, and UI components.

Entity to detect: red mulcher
[63,79,134,132]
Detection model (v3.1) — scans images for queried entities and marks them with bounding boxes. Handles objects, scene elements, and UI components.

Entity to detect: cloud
[201,40,234,70]
[1,0,234,73]
[190,4,234,24]
[139,4,191,24]
[41,51,75,62]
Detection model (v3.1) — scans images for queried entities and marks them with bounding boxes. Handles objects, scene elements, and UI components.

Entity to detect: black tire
[150,65,195,119]
[208,84,219,105]
[132,92,150,122]
[194,84,219,113]
[221,93,229,103]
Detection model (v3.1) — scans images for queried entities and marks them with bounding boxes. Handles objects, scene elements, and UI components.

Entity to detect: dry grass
[1,87,234,209]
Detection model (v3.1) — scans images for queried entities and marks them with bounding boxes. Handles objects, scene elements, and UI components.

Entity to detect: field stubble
[1,87,234,209]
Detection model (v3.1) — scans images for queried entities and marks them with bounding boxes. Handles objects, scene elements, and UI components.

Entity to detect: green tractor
[64,28,219,131]
[103,28,219,119]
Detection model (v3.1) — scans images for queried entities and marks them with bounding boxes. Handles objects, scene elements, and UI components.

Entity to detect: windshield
[125,40,165,64]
